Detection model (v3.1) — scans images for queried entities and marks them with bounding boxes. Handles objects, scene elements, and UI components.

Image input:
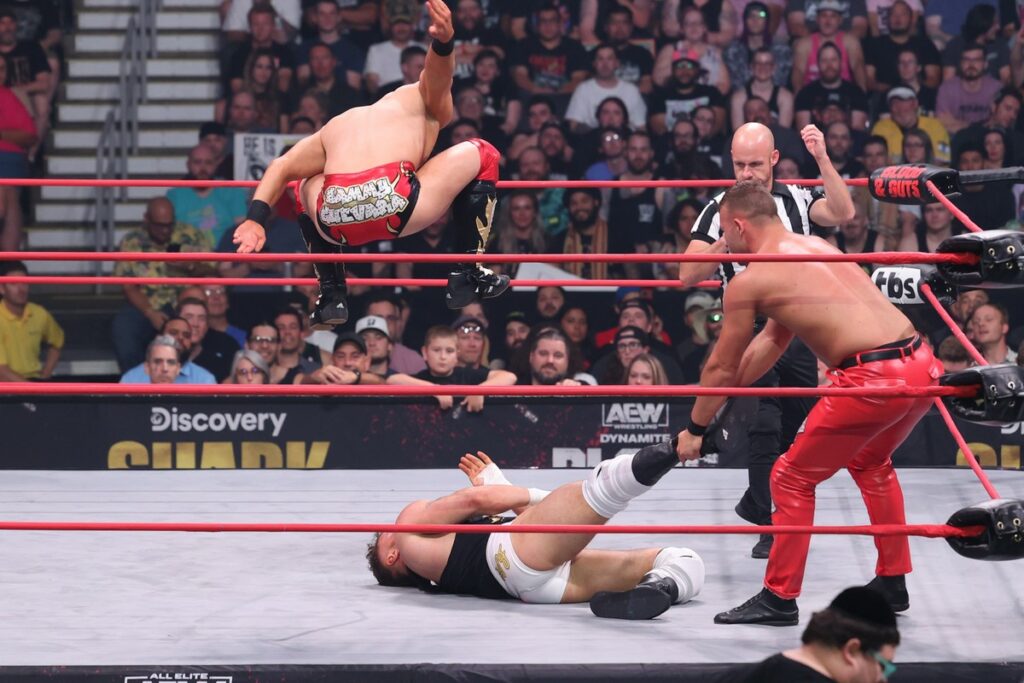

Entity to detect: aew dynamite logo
[319,175,408,229]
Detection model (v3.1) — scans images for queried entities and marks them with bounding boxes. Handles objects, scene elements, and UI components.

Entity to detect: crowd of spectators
[3,0,1024,395]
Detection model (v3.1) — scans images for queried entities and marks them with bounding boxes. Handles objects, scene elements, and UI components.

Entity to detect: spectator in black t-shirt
[453,86,508,149]
[814,121,865,179]
[451,0,507,81]
[177,297,240,382]
[712,586,899,683]
[648,57,727,137]
[609,131,665,259]
[952,144,1015,230]
[302,332,387,385]
[510,4,589,97]
[794,43,868,131]
[457,49,521,136]
[602,5,654,94]
[537,121,576,179]
[294,0,365,90]
[952,88,1024,166]
[296,42,366,119]
[864,0,941,97]
[387,325,516,411]
[225,5,295,96]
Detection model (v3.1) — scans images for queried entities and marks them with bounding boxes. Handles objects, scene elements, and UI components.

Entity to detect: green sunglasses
[871,651,897,680]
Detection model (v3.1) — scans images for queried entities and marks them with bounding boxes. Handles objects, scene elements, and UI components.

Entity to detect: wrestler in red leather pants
[765,342,944,599]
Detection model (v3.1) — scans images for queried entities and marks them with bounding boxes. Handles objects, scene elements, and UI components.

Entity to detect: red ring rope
[0,276,723,289]
[0,178,868,189]
[0,520,980,538]
[0,250,978,265]
[926,179,983,234]
[0,383,976,397]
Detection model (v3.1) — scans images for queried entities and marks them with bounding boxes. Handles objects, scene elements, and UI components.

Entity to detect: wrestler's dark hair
[365,533,436,592]
[719,180,778,222]
[802,607,901,651]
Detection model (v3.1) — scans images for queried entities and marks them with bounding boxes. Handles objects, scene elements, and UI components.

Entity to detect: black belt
[837,335,922,370]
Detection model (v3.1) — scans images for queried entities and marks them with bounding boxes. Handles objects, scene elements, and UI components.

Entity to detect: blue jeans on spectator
[112,305,159,372]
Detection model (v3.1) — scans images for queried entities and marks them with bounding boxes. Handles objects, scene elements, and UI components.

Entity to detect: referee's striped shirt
[691,181,825,283]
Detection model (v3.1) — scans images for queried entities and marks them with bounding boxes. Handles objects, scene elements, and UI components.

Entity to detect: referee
[679,122,855,558]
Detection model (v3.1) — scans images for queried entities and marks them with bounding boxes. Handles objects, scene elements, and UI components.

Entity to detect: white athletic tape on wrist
[478,463,512,487]
[527,488,550,506]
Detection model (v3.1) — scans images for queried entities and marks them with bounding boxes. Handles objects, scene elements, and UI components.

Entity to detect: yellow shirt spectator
[871,115,951,166]
[0,301,64,379]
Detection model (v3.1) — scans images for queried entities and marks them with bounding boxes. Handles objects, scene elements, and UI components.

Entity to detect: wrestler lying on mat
[367,450,704,620]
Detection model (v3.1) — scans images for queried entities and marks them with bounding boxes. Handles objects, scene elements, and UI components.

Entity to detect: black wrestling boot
[864,574,909,613]
[714,588,799,626]
[735,495,774,559]
[445,267,510,310]
[751,534,774,559]
[309,287,349,330]
[297,214,349,330]
[446,179,510,309]
[590,576,677,620]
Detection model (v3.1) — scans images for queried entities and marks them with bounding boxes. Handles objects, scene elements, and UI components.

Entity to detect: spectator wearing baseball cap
[593,296,672,349]
[594,326,652,385]
[301,332,383,385]
[591,309,687,385]
[676,294,720,382]
[871,86,951,164]
[355,314,397,378]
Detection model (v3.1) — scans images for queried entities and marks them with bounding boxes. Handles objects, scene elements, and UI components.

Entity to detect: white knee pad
[581,452,652,519]
[650,547,705,604]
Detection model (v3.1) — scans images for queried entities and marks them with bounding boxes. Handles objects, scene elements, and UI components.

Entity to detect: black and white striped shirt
[691,182,825,283]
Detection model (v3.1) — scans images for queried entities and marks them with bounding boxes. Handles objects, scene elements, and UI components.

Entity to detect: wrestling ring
[0,173,1022,682]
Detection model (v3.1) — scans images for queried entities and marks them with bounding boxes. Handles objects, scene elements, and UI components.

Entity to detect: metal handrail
[94,0,161,282]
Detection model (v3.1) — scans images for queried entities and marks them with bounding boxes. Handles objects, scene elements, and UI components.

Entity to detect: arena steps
[25,0,223,374]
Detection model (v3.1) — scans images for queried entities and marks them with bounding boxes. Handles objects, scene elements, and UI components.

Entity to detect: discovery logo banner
[150,406,286,438]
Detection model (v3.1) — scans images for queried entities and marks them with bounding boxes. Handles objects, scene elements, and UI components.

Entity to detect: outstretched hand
[459,451,495,486]
[233,219,266,253]
[426,0,454,43]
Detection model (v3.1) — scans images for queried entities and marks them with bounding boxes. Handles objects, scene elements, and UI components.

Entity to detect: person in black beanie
[714,586,900,683]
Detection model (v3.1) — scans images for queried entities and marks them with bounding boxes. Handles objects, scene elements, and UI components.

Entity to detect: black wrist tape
[246,199,272,228]
[431,38,454,56]
[686,418,708,437]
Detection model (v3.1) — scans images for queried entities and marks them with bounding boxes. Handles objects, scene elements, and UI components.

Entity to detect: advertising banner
[0,397,1018,471]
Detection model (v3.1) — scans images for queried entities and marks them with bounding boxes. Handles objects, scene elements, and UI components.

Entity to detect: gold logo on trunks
[494,543,510,581]
[475,196,496,250]
[319,174,409,233]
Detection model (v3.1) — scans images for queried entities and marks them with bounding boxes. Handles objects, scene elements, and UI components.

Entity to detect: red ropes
[926,179,983,234]
[0,250,977,265]
[0,276,722,289]
[919,282,1001,499]
[0,177,868,189]
[0,382,977,397]
[0,520,979,537]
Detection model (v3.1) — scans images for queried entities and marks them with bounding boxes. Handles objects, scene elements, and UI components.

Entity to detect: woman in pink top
[0,57,38,251]
[653,6,731,94]
[791,2,866,90]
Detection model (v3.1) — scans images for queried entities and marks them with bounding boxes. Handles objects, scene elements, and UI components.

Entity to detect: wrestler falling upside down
[233,0,508,329]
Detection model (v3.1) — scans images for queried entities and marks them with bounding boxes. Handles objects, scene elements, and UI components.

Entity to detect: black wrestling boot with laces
[864,574,909,612]
[714,588,799,626]
[590,575,677,621]
[445,267,510,309]
[309,286,349,330]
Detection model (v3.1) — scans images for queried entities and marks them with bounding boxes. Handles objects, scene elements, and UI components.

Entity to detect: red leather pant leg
[765,350,940,598]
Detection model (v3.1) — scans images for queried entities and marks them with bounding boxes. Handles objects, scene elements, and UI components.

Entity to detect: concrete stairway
[31,0,222,275]
[30,0,223,376]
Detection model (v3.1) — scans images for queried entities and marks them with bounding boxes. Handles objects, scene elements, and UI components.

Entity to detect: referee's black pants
[737,337,818,525]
